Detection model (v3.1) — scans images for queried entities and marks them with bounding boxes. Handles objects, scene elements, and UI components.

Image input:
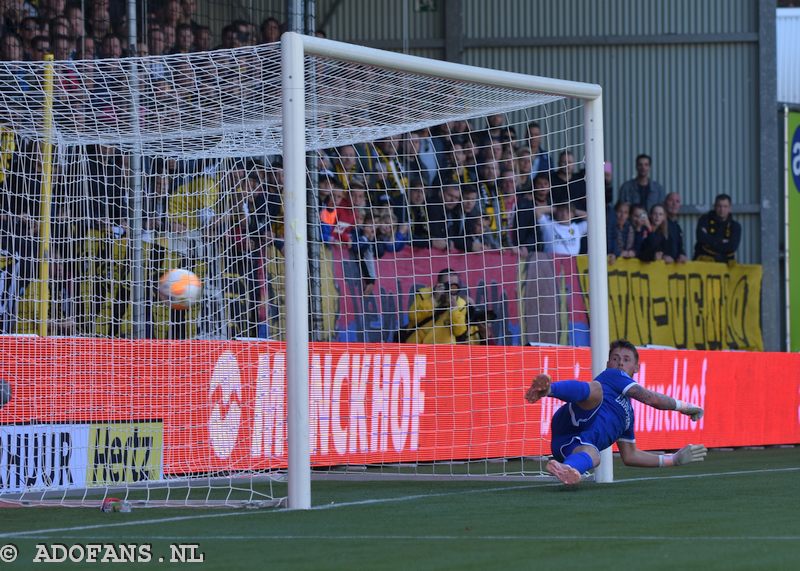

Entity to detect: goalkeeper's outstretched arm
[618,441,708,468]
[626,384,704,421]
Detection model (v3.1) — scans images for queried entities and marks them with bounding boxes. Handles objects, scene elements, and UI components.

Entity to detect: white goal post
[280,33,610,509]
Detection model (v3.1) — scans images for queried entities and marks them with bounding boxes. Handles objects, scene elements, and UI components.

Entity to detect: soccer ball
[159,269,202,310]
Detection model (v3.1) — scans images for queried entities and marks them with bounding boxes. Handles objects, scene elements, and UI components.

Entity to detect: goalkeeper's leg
[549,435,600,486]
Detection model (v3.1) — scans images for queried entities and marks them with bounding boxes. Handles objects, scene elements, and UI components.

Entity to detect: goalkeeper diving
[525,339,707,485]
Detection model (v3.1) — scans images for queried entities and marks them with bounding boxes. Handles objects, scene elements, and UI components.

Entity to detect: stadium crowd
[0,0,743,342]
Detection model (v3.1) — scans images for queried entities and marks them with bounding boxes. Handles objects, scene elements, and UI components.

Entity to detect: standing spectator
[170,22,194,53]
[2,0,26,35]
[350,211,385,296]
[549,150,587,215]
[618,153,665,212]
[427,183,465,252]
[1,32,24,61]
[179,0,200,28]
[607,201,635,265]
[664,191,688,263]
[604,161,614,221]
[404,184,432,248]
[525,121,551,178]
[399,268,468,344]
[260,16,281,43]
[98,33,121,58]
[89,0,112,39]
[193,25,211,52]
[511,173,553,257]
[693,193,741,263]
[638,204,671,262]
[66,4,85,39]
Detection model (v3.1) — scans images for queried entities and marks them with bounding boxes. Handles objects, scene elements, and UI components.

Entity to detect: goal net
[0,34,608,509]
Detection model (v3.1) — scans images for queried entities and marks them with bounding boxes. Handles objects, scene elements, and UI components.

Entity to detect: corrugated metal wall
[318,0,764,263]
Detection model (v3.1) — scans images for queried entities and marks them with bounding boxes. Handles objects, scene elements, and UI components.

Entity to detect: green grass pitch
[0,447,797,570]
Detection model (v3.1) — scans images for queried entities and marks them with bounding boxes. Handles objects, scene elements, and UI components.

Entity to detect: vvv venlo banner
[788,111,800,351]
[577,257,762,351]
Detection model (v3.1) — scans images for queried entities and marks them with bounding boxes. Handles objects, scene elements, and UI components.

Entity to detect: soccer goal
[0,33,609,510]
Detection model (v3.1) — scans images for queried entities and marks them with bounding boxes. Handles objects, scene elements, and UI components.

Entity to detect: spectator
[1,32,24,62]
[66,5,85,39]
[260,16,281,43]
[467,305,497,345]
[437,141,477,186]
[52,33,72,60]
[332,144,362,191]
[49,15,71,42]
[618,153,665,212]
[607,201,635,264]
[404,183,432,248]
[525,121,551,178]
[399,268,468,344]
[39,0,66,22]
[193,24,211,52]
[350,210,385,296]
[538,203,588,256]
[75,35,95,59]
[89,0,112,39]
[638,204,671,262]
[147,23,166,55]
[664,191,688,263]
[693,193,741,263]
[461,183,482,230]
[374,206,409,254]
[98,33,121,58]
[604,161,614,221]
[30,34,50,59]
[428,183,465,252]
[549,150,587,215]
[511,173,553,258]
[18,17,45,59]
[179,0,200,28]
[2,0,26,35]
[629,203,651,257]
[318,181,352,244]
[477,159,506,245]
[171,22,194,53]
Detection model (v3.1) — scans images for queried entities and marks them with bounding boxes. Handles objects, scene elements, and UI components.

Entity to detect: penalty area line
[1,465,796,539]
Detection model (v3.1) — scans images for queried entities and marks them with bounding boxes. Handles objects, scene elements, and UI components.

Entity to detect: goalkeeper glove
[674,399,704,421]
[672,444,708,466]
[525,374,551,404]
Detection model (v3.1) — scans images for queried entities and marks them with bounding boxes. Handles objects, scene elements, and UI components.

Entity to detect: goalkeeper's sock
[563,451,594,474]
[549,381,591,403]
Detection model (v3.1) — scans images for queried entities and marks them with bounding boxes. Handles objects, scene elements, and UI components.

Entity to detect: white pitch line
[8,534,800,542]
[1,465,797,540]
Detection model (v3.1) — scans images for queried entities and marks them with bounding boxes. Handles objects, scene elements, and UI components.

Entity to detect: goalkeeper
[525,339,707,485]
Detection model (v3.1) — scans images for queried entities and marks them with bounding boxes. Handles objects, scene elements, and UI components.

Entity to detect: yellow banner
[578,258,763,351]
[86,422,164,486]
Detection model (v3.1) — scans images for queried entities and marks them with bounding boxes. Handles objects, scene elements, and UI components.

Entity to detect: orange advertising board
[1,338,798,476]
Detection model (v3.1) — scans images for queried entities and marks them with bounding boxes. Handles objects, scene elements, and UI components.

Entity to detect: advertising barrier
[1,338,797,484]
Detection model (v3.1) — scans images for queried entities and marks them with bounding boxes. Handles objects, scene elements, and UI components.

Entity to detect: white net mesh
[0,41,599,506]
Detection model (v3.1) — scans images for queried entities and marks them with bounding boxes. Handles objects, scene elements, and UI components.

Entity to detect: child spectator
[629,204,651,257]
[638,204,671,262]
[607,201,635,264]
[538,203,588,256]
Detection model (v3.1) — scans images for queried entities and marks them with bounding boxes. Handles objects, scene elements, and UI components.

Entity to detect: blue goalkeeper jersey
[588,367,638,449]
